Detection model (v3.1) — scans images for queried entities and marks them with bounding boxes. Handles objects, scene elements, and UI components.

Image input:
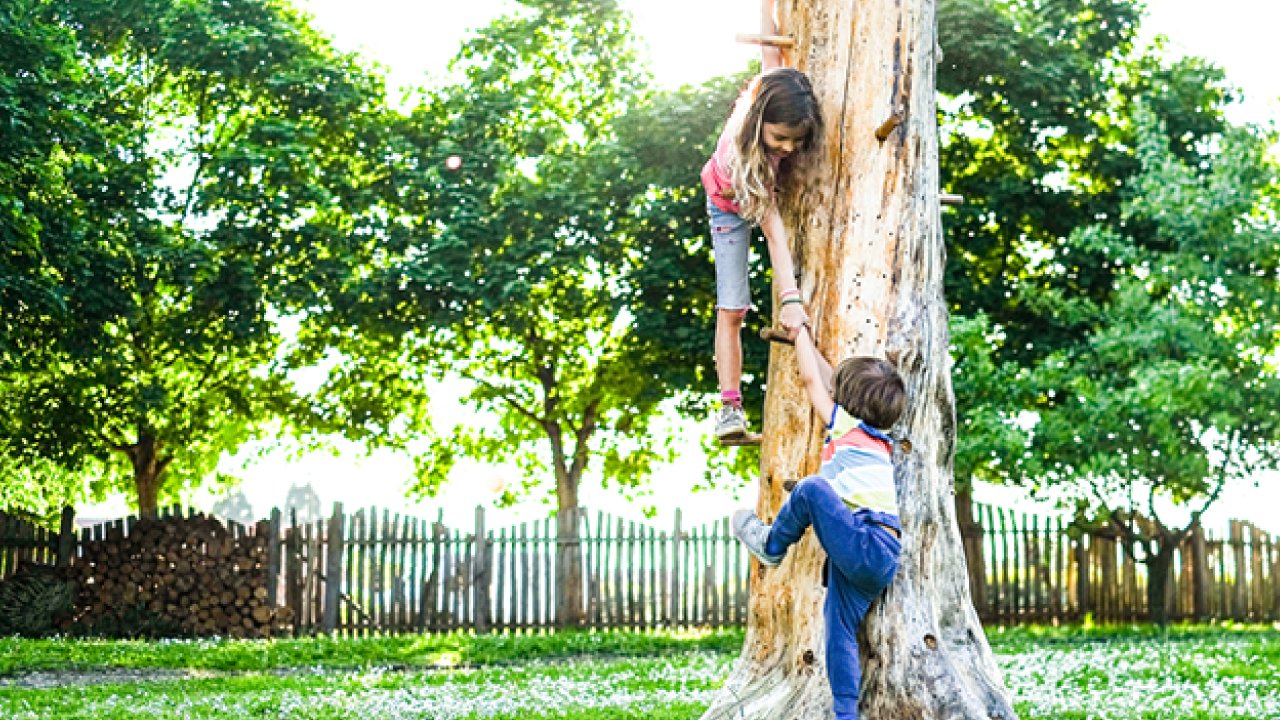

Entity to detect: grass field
[1,624,1277,719]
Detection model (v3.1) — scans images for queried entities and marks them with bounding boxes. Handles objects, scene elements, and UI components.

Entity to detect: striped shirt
[819,406,898,516]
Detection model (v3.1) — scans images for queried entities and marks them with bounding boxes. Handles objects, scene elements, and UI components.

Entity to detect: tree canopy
[294,0,753,511]
[0,0,386,514]
[1016,108,1280,622]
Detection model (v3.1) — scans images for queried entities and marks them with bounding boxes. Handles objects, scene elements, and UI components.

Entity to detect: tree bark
[118,430,171,517]
[1145,544,1177,627]
[955,483,986,617]
[1190,516,1209,620]
[700,1,1015,718]
[555,477,586,627]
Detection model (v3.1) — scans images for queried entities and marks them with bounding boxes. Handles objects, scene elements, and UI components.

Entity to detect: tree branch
[467,375,544,427]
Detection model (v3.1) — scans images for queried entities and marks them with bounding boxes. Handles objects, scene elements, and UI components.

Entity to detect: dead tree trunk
[700,1,1016,718]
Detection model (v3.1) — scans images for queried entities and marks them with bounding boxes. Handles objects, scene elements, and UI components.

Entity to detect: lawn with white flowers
[0,627,1276,719]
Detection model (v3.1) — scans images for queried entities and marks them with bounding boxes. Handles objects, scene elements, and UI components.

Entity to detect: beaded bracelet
[780,297,804,307]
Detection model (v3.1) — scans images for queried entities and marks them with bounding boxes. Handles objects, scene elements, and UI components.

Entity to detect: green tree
[0,0,130,516]
[934,0,1242,514]
[938,0,1231,361]
[1020,107,1280,624]
[0,0,386,514]
[292,0,763,623]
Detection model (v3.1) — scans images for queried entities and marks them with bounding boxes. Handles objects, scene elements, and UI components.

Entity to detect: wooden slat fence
[275,505,750,635]
[967,503,1280,624]
[6,500,1280,633]
[0,507,78,580]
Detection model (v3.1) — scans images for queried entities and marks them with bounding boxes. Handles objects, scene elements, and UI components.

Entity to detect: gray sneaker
[715,404,749,440]
[732,509,784,567]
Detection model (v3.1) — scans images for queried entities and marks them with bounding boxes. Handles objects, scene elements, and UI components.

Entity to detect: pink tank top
[701,130,739,214]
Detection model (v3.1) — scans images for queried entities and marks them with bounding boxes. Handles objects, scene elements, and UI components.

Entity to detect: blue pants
[764,476,902,718]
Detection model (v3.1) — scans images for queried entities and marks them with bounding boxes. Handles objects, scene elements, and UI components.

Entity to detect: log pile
[70,513,293,638]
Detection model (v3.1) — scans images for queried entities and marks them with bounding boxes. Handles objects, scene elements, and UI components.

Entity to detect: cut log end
[719,433,763,447]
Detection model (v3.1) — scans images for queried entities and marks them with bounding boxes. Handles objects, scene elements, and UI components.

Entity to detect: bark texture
[118,431,172,517]
[700,0,1016,718]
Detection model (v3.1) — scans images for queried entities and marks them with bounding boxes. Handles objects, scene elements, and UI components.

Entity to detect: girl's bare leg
[715,308,745,394]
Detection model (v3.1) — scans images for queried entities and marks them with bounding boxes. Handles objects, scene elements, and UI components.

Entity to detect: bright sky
[82,0,1280,537]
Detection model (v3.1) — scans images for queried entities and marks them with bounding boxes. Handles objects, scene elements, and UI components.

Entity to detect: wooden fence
[277,505,748,635]
[964,504,1280,624]
[0,508,76,580]
[5,501,1280,633]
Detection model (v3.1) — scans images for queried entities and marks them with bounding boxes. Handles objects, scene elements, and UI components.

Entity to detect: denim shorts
[708,198,753,311]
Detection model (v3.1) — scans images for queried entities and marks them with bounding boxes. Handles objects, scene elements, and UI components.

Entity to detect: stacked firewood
[70,513,294,638]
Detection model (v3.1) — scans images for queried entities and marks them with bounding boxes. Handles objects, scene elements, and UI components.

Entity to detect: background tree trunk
[1145,540,1177,627]
[556,476,586,626]
[123,432,169,517]
[700,0,1016,718]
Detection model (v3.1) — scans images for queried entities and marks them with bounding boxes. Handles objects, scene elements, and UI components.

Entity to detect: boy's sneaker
[715,404,749,440]
[732,509,784,567]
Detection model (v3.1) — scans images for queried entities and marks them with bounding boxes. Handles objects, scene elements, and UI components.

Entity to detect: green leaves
[299,0,717,507]
[0,0,388,514]
[938,0,1232,364]
[1014,108,1280,526]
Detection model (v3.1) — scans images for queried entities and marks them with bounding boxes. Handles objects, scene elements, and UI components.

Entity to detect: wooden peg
[759,327,794,346]
[719,433,763,447]
[940,193,965,206]
[876,112,906,142]
[736,33,795,48]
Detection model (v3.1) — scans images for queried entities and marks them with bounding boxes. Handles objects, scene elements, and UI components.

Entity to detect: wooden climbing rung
[735,33,795,48]
[759,327,793,345]
[876,113,905,142]
[940,193,965,206]
[719,432,763,448]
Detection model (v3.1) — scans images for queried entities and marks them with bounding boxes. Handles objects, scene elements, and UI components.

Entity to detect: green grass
[3,624,1279,719]
[0,627,746,675]
[0,654,731,720]
[985,620,1280,651]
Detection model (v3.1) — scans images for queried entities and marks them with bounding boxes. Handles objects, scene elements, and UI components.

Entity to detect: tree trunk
[955,482,987,617]
[1189,516,1209,620]
[123,431,169,517]
[555,478,586,627]
[1145,539,1177,627]
[700,1,1016,718]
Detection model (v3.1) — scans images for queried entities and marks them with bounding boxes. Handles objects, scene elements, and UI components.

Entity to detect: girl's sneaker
[715,404,749,439]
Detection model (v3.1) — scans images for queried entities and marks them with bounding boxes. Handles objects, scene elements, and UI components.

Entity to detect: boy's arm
[761,0,784,70]
[794,325,836,423]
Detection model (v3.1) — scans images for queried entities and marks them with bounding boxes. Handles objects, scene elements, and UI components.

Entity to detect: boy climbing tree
[732,325,906,719]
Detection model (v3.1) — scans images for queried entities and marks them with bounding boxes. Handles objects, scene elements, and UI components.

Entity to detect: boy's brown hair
[831,357,906,430]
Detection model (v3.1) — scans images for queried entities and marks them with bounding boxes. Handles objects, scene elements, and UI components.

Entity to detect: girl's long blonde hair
[724,68,823,224]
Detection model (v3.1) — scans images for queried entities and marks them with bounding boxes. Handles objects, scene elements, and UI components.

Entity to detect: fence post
[474,505,491,633]
[671,509,682,626]
[1075,532,1090,619]
[323,503,345,635]
[267,508,282,608]
[1231,520,1247,620]
[424,511,444,631]
[55,506,76,567]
